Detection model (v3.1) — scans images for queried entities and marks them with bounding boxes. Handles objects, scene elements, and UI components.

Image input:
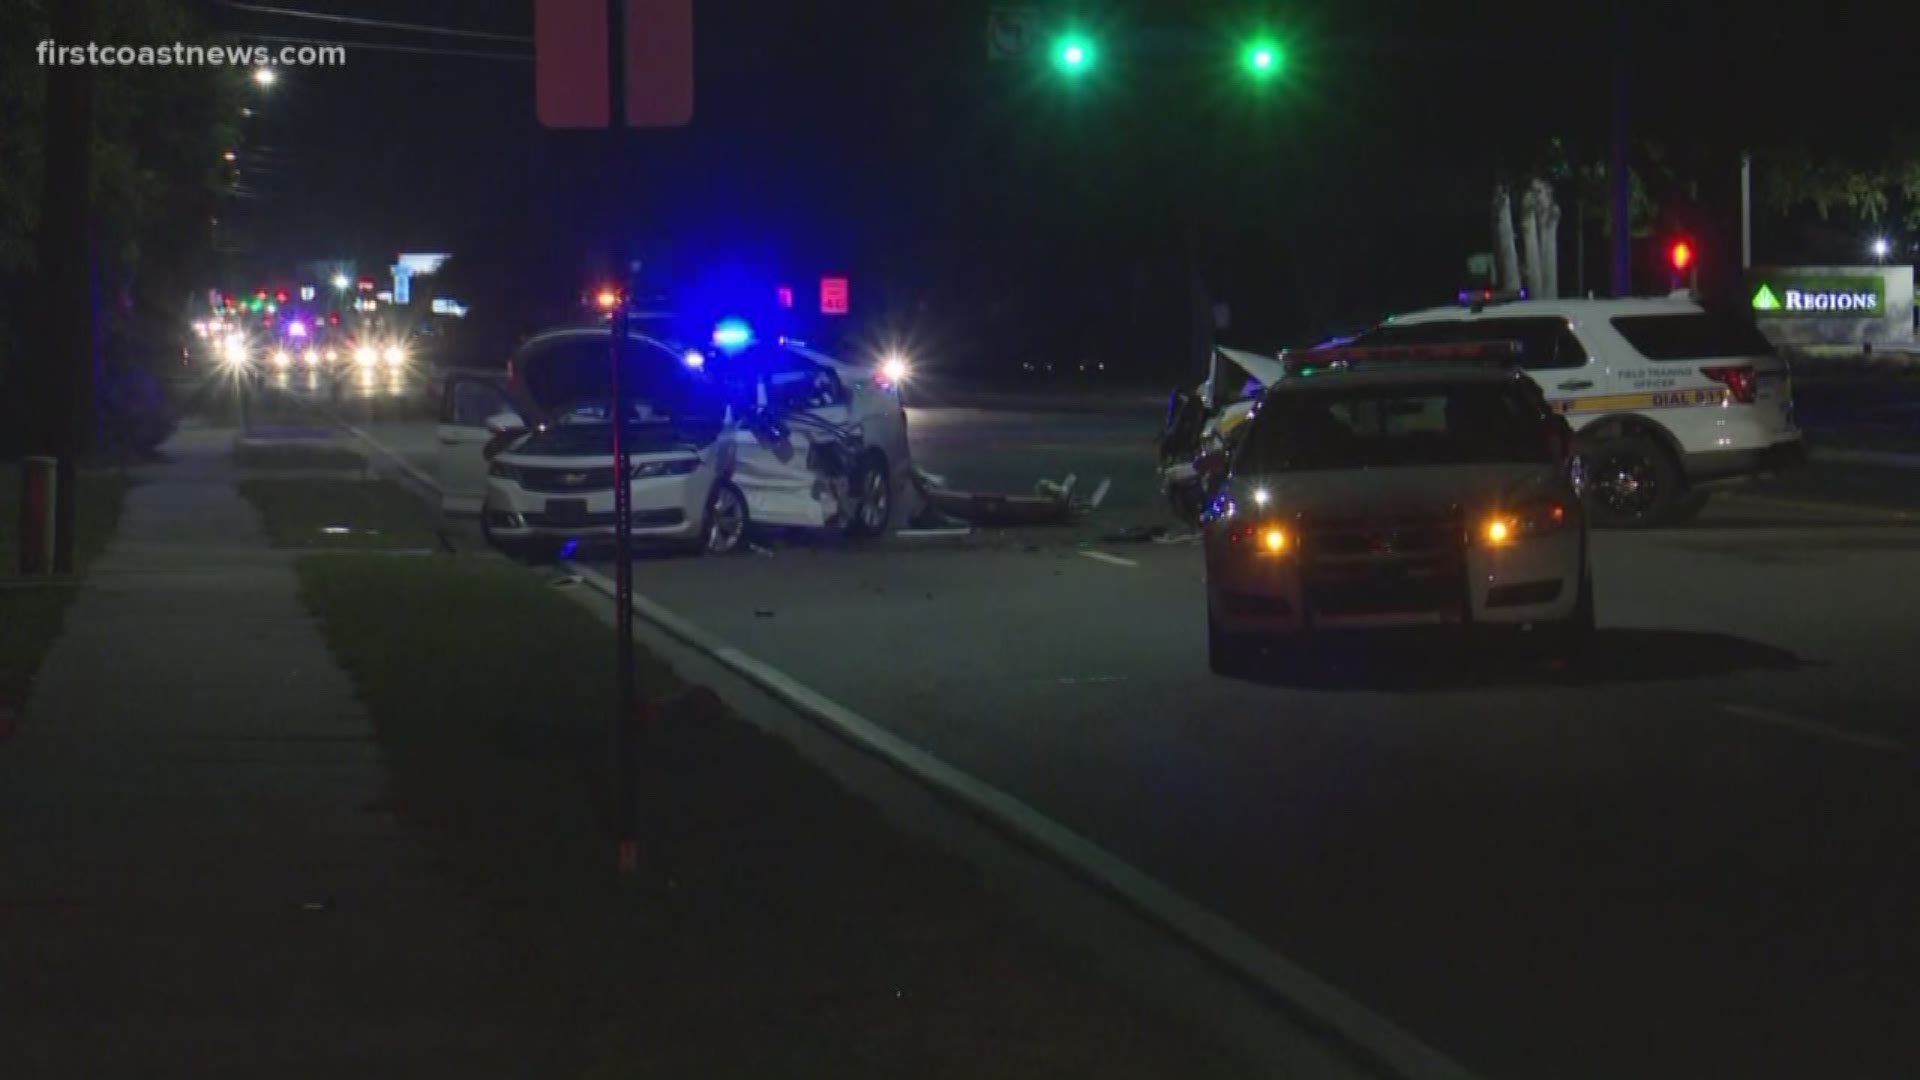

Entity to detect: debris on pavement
[1152,531,1200,545]
[915,469,1112,527]
[549,572,583,588]
[749,542,777,557]
[754,608,775,618]
[1100,524,1168,544]
[894,527,974,540]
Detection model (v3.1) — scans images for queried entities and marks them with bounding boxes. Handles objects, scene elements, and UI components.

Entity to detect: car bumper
[1207,532,1583,635]
[483,478,704,541]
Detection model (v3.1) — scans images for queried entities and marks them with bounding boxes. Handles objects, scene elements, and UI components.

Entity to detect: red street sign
[820,275,849,315]
[535,0,692,129]
[535,0,610,128]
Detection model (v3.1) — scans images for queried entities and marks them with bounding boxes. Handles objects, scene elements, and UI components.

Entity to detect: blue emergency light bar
[711,319,754,351]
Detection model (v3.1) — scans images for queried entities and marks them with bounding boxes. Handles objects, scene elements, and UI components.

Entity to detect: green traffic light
[1053,33,1095,75]
[1242,38,1285,79]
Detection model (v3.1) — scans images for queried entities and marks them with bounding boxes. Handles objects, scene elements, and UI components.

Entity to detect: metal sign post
[536,0,694,878]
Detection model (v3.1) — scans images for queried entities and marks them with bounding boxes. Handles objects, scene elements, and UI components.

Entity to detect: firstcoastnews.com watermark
[37,41,346,68]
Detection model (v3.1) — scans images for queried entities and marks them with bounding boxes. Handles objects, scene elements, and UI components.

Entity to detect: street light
[252,66,277,89]
[1871,237,1891,261]
[331,272,350,291]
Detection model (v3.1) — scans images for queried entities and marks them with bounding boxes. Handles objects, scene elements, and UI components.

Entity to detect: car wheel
[845,452,892,538]
[702,481,750,555]
[1584,434,1683,528]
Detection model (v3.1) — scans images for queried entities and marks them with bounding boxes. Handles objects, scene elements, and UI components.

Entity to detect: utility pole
[1740,153,1753,270]
[25,0,97,573]
[1607,1,1631,298]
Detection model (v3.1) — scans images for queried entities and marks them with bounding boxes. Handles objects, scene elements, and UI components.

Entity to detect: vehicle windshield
[1238,381,1556,472]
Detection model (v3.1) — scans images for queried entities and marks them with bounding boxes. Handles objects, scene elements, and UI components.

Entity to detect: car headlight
[353,344,378,367]
[270,349,291,368]
[879,354,910,385]
[632,458,701,479]
[383,343,407,366]
[488,461,520,481]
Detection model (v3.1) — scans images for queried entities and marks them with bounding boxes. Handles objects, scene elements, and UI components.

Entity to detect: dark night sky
[208,0,1912,372]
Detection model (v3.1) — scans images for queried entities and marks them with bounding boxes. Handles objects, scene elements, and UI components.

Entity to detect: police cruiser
[1202,343,1591,676]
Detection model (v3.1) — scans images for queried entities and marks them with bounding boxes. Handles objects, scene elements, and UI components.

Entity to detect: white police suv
[1349,296,1804,527]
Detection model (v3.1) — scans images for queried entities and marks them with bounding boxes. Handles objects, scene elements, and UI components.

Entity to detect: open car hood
[506,324,706,422]
[1203,347,1287,410]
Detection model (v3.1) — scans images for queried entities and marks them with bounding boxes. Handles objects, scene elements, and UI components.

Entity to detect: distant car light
[1261,527,1288,554]
[353,344,378,368]
[324,348,338,362]
[222,334,249,366]
[1253,488,1270,507]
[681,348,706,369]
[382,343,407,367]
[302,349,318,367]
[1484,517,1514,545]
[270,349,291,369]
[287,320,307,339]
[880,354,911,385]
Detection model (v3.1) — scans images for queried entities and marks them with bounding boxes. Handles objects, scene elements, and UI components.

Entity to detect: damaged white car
[1159,346,1287,522]
[435,324,913,558]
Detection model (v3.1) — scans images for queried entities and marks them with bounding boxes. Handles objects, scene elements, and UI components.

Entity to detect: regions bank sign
[1749,274,1884,317]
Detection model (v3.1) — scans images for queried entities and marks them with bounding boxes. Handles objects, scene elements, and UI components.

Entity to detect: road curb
[568,562,1480,1080]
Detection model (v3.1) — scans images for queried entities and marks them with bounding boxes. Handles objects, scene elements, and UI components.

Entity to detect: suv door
[436,375,517,513]
[1467,316,1594,416]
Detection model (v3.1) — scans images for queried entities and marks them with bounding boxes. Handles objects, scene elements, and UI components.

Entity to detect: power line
[219,1,531,44]
[236,32,530,63]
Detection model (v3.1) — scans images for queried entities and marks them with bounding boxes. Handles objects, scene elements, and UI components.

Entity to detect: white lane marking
[568,562,1476,1080]
[1717,703,1906,753]
[1079,550,1138,568]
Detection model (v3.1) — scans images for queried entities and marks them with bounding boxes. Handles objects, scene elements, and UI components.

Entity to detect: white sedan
[434,325,914,558]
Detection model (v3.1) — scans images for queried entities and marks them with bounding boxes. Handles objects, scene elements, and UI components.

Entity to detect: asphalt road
[339,394,1920,1078]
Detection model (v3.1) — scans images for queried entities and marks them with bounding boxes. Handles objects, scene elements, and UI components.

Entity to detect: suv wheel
[1584,434,1684,528]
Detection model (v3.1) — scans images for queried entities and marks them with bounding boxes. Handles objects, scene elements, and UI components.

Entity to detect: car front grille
[517,466,616,493]
[1298,511,1465,618]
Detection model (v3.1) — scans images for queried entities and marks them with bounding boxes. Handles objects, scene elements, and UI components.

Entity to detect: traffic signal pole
[1607,1,1632,297]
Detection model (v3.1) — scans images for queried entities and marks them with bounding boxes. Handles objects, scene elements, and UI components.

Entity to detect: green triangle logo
[1751,283,1782,311]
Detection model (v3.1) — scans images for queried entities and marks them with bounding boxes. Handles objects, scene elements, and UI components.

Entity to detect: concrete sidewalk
[0,428,574,1077]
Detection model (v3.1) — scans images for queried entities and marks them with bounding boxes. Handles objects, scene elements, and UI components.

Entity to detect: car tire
[700,481,750,556]
[845,452,893,539]
[1583,434,1684,529]
[1207,610,1259,678]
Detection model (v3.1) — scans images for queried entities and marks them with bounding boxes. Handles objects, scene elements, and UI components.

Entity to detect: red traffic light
[1669,240,1694,272]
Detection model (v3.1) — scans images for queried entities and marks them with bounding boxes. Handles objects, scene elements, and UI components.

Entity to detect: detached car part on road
[1202,345,1592,677]
[434,326,914,558]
